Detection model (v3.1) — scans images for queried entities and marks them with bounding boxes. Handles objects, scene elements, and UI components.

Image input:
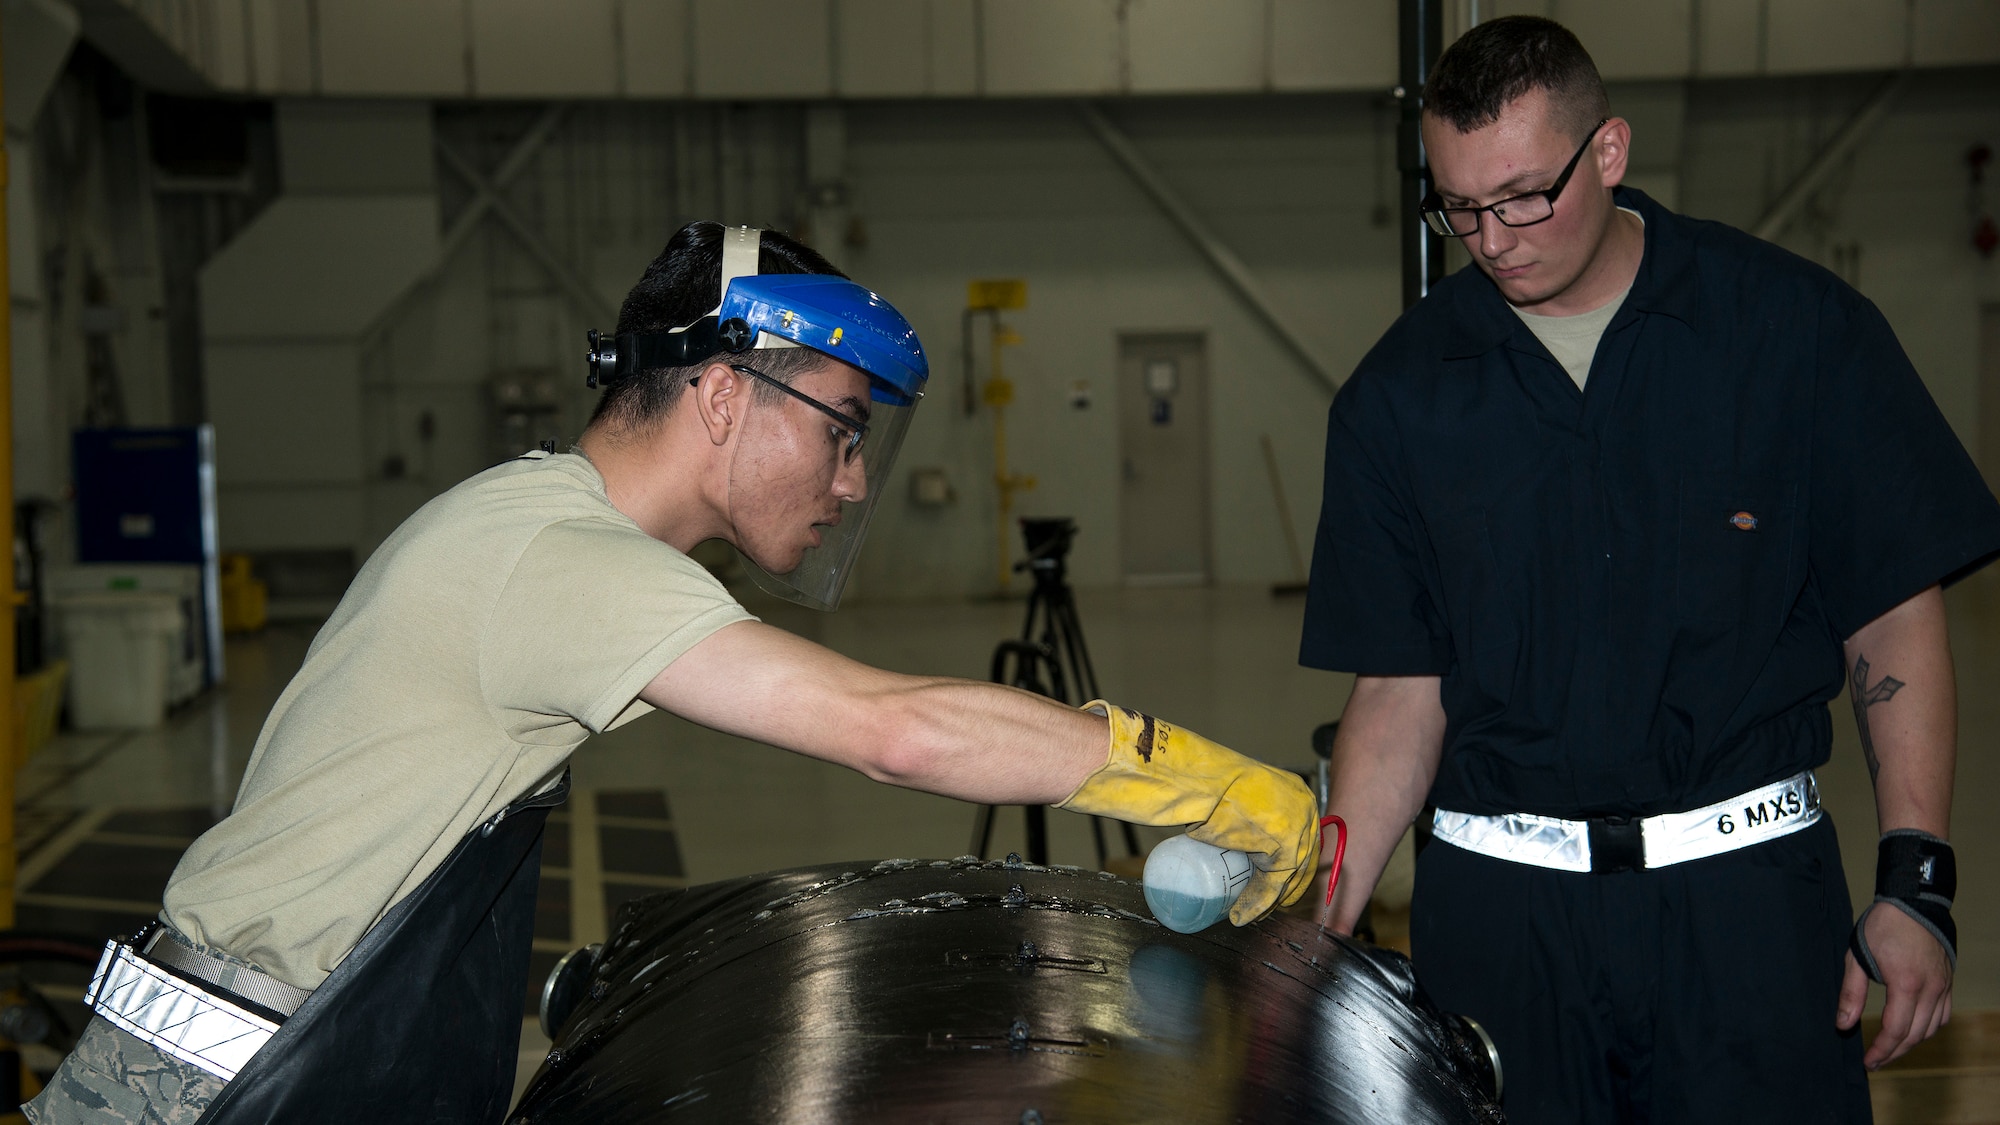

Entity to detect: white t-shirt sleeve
[483,520,755,738]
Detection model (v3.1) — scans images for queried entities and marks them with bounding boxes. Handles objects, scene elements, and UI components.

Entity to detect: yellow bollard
[220,553,268,633]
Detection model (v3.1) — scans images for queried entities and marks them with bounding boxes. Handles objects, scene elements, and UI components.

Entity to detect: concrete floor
[12,574,2000,1120]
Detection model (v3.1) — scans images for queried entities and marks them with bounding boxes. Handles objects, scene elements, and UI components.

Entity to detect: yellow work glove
[1056,701,1319,925]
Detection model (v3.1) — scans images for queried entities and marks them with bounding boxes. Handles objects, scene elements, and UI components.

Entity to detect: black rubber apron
[194,773,568,1125]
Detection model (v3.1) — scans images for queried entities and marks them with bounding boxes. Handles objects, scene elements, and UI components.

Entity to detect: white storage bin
[49,565,206,705]
[58,592,180,730]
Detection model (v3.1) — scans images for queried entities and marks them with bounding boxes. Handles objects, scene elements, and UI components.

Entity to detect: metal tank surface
[513,856,1505,1125]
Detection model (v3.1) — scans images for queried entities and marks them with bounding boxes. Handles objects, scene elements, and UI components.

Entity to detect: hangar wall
[228,69,2000,600]
[10,8,2000,602]
[843,95,1398,599]
[1679,69,2000,459]
[352,94,1405,598]
[11,40,183,506]
[72,0,2000,98]
[198,101,438,556]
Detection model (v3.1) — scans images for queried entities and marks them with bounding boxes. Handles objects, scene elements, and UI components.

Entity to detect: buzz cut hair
[1422,15,1610,142]
[587,221,844,434]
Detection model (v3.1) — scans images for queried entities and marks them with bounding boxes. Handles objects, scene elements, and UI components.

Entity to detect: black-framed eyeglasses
[713,363,870,464]
[1420,119,1608,238]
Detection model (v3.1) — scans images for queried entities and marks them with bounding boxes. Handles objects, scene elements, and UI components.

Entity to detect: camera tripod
[971,517,1143,868]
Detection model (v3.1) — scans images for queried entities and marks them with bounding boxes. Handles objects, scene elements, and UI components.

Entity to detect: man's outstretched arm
[641,619,1319,921]
[1836,584,1957,1070]
[642,620,1103,803]
[1315,675,1448,934]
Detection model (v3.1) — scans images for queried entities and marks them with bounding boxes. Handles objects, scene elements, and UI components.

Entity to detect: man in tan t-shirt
[30,223,1321,1125]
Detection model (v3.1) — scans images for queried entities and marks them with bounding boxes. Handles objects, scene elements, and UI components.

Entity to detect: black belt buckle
[1589,816,1644,874]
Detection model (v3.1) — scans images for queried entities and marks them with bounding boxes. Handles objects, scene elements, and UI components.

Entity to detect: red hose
[1319,814,1347,910]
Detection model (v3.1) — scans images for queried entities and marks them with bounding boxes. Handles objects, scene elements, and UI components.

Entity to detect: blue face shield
[586,231,929,610]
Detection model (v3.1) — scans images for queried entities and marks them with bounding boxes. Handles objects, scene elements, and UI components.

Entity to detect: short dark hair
[1423,16,1609,142]
[588,221,845,433]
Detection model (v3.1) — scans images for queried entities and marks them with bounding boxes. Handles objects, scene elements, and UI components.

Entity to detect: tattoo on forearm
[1849,654,1905,785]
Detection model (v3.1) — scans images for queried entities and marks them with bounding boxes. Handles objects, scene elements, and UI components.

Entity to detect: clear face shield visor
[586,229,928,611]
[738,374,921,611]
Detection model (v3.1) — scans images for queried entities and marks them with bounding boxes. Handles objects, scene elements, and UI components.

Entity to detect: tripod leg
[971,804,996,859]
[1019,584,1043,640]
[1024,805,1049,867]
[1053,595,1103,703]
[1090,816,1108,870]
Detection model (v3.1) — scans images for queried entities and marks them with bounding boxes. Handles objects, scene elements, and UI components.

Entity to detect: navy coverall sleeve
[1807,284,2000,641]
[1300,374,1454,675]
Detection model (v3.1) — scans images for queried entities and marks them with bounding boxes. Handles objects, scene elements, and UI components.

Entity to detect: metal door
[1118,332,1210,583]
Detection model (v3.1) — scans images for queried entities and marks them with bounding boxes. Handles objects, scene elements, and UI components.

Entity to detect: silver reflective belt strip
[1432,808,1591,872]
[1640,770,1820,865]
[85,941,277,1081]
[1433,770,1821,872]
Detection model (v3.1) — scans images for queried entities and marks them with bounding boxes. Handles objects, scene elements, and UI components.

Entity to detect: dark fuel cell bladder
[513,857,1504,1124]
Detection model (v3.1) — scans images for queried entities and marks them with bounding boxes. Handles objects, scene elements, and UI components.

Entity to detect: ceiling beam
[1752,71,1908,243]
[436,136,617,327]
[1077,100,1341,397]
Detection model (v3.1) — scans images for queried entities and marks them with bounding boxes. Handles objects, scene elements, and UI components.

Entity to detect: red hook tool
[1319,814,1348,911]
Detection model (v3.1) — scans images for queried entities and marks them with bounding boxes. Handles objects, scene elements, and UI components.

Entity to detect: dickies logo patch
[1730,511,1759,532]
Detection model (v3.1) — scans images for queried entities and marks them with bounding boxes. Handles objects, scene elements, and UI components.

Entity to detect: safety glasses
[718,363,870,465]
[1420,119,1608,237]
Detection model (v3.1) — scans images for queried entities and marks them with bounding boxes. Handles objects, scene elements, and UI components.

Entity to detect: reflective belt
[84,937,282,1081]
[1433,770,1820,874]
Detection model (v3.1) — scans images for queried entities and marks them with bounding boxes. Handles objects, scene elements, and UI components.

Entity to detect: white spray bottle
[1142,835,1254,934]
[1140,815,1346,934]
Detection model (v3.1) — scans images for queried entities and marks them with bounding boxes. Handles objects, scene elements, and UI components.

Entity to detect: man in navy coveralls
[1303,16,2000,1123]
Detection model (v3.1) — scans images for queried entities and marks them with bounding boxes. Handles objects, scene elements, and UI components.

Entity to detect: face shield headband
[585,229,929,610]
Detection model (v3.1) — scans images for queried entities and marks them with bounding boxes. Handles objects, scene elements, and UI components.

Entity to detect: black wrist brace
[1850,829,1956,983]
